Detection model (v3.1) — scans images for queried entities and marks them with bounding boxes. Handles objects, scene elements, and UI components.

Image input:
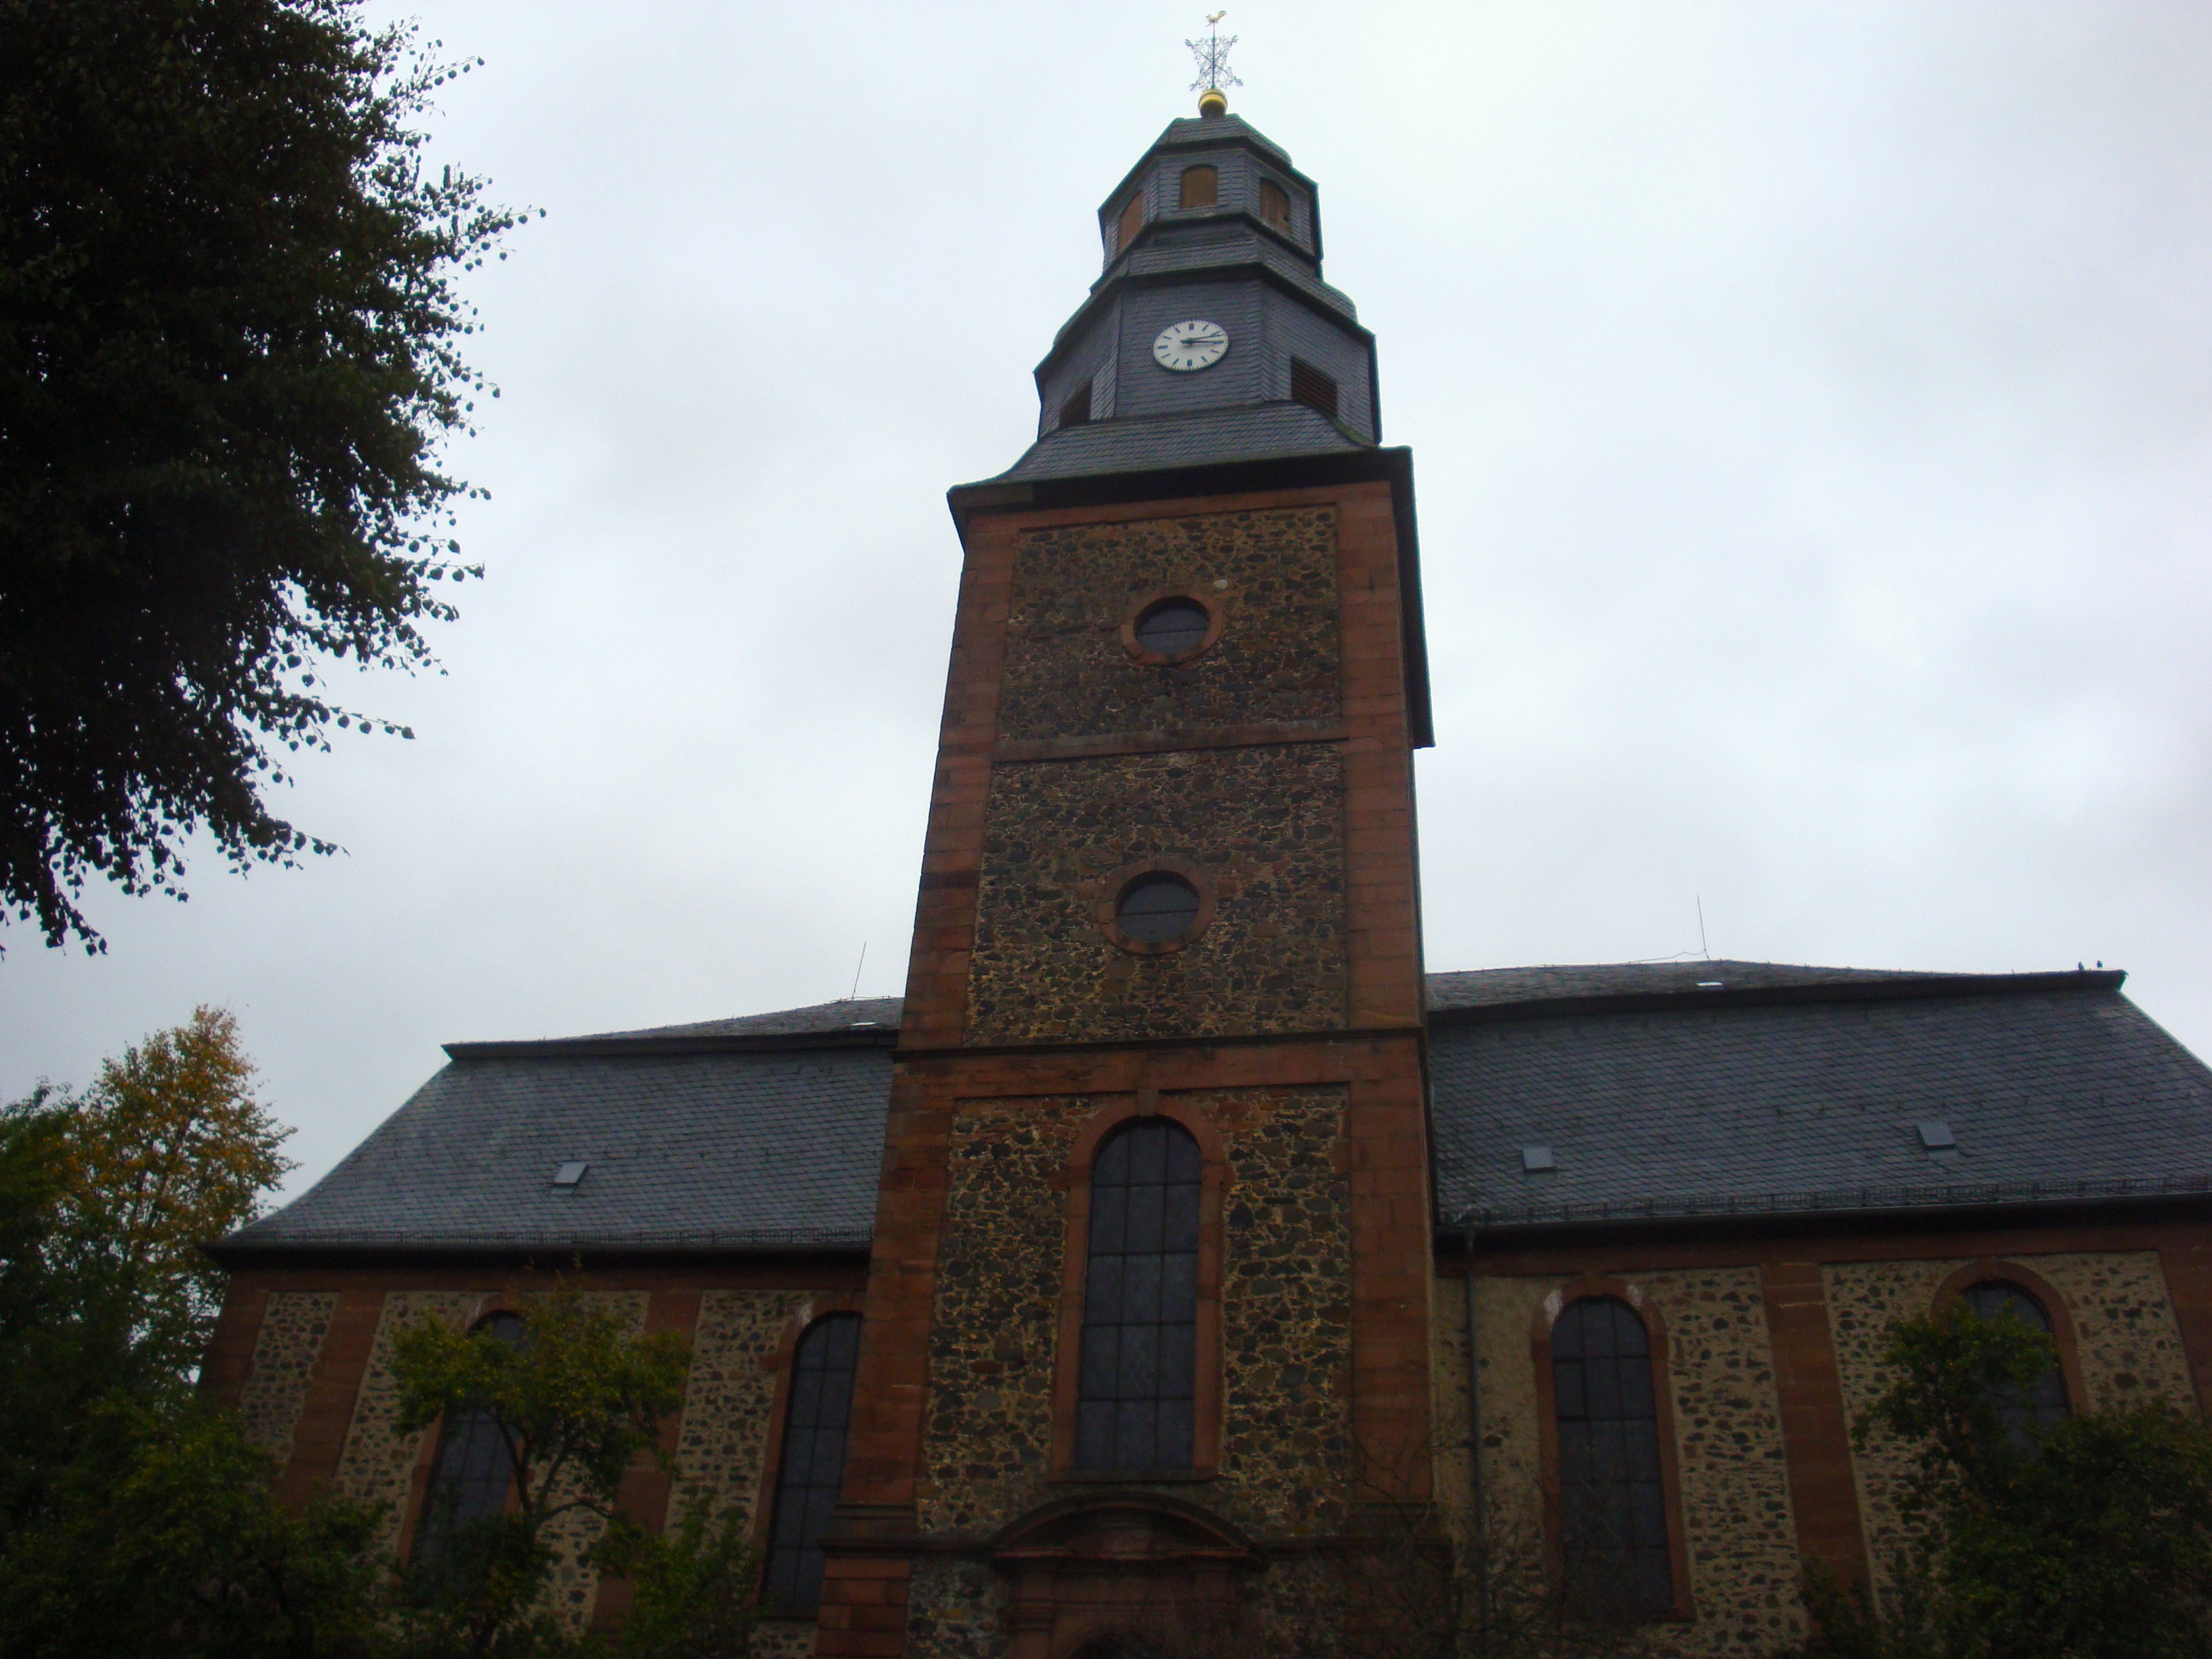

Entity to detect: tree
[386,1284,702,1657]
[0,1004,289,1522]
[0,0,530,952]
[41,1004,293,1353]
[0,1399,392,1659]
[1782,1302,2212,1659]
[0,1004,386,1659]
[0,1016,754,1658]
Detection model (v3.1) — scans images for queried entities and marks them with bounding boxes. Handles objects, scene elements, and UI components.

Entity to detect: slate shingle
[218,963,2212,1256]
[1431,972,2212,1227]
[989,403,1363,483]
[222,1046,890,1252]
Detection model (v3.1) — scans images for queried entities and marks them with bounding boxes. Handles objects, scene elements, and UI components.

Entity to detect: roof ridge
[444,962,2126,1052]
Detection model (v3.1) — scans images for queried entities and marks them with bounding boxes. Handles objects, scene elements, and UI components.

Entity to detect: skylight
[552,1160,588,1188]
[1917,1122,1957,1151]
[1521,1145,1557,1172]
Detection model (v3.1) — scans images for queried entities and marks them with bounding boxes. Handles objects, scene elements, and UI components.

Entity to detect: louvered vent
[1290,357,1338,419]
[1113,193,1143,254]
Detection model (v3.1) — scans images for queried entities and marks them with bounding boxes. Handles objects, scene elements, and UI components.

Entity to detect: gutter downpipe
[1460,1203,1486,1532]
[1461,1202,1490,1631]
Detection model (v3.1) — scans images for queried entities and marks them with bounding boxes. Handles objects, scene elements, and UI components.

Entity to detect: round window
[1132,597,1211,659]
[1114,872,1201,943]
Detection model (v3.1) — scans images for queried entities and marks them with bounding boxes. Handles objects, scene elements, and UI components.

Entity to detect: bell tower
[819,92,1436,1659]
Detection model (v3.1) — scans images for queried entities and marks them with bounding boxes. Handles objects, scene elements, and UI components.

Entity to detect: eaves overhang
[201,1234,876,1271]
[1427,968,2127,1029]
[1433,1180,2212,1250]
[1033,251,1368,388]
[439,1027,900,1061]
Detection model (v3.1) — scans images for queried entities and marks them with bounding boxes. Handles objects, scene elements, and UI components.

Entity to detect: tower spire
[1186,12,1240,117]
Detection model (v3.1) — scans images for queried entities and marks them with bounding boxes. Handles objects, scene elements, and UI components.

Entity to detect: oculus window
[1133,596,1210,659]
[763,1313,863,1613]
[1077,1118,1202,1470]
[1551,1296,1673,1616]
[1113,872,1200,944]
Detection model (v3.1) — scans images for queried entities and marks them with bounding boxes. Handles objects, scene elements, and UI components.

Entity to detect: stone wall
[918,1086,1352,1540]
[996,508,1340,743]
[904,1557,1005,1659]
[920,1095,1089,1536]
[670,1288,813,1530]
[966,743,1347,1044]
[328,1288,650,1631]
[2036,1251,2194,1404]
[1210,1086,1355,1533]
[1463,1269,1805,1658]
[236,1290,337,1463]
[333,1289,485,1555]
[1826,1249,2194,1594]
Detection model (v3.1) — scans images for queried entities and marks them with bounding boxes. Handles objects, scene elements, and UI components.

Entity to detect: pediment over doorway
[991,1490,1257,1568]
[989,1492,1258,1659]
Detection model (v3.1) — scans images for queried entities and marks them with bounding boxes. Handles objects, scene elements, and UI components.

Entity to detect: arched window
[1178,165,1218,209]
[1551,1296,1672,1616]
[415,1311,526,1561]
[1963,1280,2072,1439]
[1076,1118,1201,1470]
[762,1313,863,1614]
[1258,179,1292,232]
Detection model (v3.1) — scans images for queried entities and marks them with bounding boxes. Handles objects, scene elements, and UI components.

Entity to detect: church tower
[818,93,1437,1658]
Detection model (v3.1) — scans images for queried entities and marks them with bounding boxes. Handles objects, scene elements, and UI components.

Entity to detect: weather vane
[1187,11,1240,115]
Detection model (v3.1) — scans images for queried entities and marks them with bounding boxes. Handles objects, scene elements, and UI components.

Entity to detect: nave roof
[214,962,2212,1260]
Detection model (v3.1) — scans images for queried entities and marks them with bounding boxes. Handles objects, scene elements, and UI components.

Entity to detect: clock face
[1153,319,1230,372]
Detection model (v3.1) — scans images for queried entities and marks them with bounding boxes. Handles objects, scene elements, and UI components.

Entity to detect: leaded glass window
[1133,596,1211,658]
[1114,872,1201,943]
[1551,1296,1671,1616]
[1963,1280,2071,1440]
[415,1311,525,1561]
[1076,1118,1201,1470]
[762,1313,862,1614]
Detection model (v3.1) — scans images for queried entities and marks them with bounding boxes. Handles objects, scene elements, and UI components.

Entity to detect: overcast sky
[9,1,2212,1200]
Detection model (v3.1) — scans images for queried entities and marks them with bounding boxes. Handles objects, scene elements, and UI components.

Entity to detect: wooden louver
[1115,194,1144,254]
[1290,357,1339,419]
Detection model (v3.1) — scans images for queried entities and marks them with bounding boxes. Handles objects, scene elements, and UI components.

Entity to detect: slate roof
[1101,232,1358,321]
[1150,114,1294,166]
[220,1043,891,1253]
[1431,965,2212,1229]
[991,403,1364,483]
[579,997,903,1043]
[216,963,2212,1258]
[1426,959,1940,1012]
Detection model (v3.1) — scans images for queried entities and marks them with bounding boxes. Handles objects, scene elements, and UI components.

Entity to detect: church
[203,89,2212,1659]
